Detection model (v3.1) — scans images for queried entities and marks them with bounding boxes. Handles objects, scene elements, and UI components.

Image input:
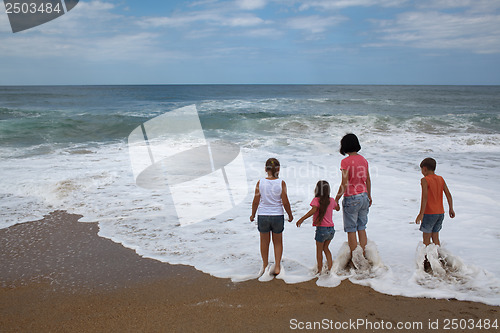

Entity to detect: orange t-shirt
[424,174,445,214]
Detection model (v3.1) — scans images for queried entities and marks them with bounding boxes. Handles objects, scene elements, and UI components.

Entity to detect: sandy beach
[0,211,498,332]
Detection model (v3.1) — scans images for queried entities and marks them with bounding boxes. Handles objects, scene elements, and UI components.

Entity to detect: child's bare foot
[345,259,355,270]
[352,246,370,270]
[258,265,266,277]
[274,264,281,276]
[423,257,432,273]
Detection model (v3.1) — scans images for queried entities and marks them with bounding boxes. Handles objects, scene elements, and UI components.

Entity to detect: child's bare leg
[271,232,283,275]
[260,232,271,269]
[431,232,440,246]
[316,241,324,273]
[347,232,358,252]
[358,229,367,250]
[323,240,333,271]
[422,233,432,246]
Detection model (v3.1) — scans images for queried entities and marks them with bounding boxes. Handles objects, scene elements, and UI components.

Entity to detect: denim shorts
[343,192,370,233]
[419,214,444,233]
[257,215,284,233]
[315,226,335,243]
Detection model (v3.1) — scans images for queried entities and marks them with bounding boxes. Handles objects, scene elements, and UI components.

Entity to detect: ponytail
[265,158,280,178]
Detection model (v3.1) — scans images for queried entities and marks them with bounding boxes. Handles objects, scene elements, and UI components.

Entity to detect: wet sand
[0,211,498,332]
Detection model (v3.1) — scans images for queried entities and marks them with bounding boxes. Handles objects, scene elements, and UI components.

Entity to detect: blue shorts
[419,214,444,233]
[315,226,335,243]
[258,215,284,233]
[343,192,370,233]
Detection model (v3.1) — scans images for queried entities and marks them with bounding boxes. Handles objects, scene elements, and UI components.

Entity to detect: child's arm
[415,178,428,224]
[281,181,294,222]
[443,180,455,218]
[250,181,260,222]
[296,206,318,227]
[334,169,349,204]
[366,168,372,207]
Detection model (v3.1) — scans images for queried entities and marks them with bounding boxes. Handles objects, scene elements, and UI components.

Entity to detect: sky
[0,0,499,85]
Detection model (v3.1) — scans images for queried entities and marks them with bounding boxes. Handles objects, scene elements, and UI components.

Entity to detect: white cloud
[299,0,407,11]
[243,28,283,38]
[369,11,500,54]
[189,0,219,7]
[0,30,186,62]
[0,1,187,62]
[236,0,267,10]
[416,0,500,12]
[287,15,346,34]
[31,0,121,35]
[137,10,267,29]
[223,15,265,27]
[0,0,275,63]
[0,8,12,32]
[138,12,212,28]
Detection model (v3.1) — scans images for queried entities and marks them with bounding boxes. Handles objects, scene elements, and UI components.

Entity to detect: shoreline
[1,211,498,332]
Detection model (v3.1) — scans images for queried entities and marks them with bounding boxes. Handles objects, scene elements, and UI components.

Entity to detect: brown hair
[265,158,280,178]
[420,157,437,171]
[314,180,331,225]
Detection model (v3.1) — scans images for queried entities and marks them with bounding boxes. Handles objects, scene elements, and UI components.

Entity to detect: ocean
[1,85,499,305]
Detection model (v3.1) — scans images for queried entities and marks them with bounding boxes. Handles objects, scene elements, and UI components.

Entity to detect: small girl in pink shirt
[296,180,340,275]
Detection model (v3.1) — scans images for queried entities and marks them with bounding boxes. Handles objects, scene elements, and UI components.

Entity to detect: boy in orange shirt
[415,157,455,246]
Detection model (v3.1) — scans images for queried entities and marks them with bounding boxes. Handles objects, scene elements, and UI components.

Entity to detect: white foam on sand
[331,241,389,282]
[257,264,276,282]
[409,243,500,304]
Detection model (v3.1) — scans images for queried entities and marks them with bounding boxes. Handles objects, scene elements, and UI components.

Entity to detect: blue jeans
[343,192,369,233]
[257,215,284,233]
[420,214,444,233]
[315,226,335,242]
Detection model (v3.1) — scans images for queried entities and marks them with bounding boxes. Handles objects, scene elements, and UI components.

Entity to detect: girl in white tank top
[250,158,293,277]
[258,178,284,215]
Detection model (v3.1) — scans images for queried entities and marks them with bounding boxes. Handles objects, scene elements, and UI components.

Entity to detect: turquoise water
[1,85,498,151]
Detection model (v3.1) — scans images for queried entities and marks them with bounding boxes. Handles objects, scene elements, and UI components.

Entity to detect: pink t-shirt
[310,197,337,227]
[340,154,369,197]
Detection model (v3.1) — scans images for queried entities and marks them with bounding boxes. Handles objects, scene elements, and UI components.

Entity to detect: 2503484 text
[4,2,62,14]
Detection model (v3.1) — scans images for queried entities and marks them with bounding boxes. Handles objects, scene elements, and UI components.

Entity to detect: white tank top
[258,178,284,215]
